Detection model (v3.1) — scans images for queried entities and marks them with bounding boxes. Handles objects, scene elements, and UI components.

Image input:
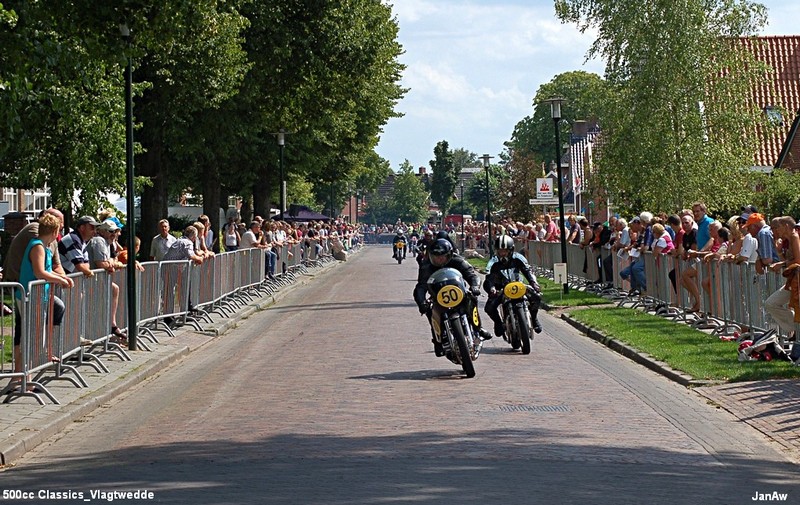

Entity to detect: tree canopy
[554,0,776,214]
[0,0,406,246]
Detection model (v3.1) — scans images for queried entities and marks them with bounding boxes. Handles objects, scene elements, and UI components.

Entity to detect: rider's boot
[431,337,445,357]
[493,321,505,338]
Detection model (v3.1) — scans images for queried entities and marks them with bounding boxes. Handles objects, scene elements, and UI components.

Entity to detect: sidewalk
[0,260,339,466]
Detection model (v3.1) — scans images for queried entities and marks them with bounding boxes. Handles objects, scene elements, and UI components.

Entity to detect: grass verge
[569,306,800,382]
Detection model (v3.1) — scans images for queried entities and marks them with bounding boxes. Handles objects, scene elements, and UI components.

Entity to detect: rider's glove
[418,303,429,315]
[470,286,481,297]
[489,287,498,297]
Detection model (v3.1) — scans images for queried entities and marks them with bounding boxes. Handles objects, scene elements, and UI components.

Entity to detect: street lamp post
[276,129,287,221]
[479,154,494,257]
[460,181,465,252]
[544,97,569,294]
[120,23,138,350]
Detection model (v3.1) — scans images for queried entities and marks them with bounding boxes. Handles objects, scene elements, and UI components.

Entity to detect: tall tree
[555,0,774,213]
[429,140,458,218]
[391,161,429,223]
[0,1,132,218]
[507,71,607,165]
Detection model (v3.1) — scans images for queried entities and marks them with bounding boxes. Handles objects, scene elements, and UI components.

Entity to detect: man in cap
[86,220,127,340]
[58,215,100,276]
[742,213,778,274]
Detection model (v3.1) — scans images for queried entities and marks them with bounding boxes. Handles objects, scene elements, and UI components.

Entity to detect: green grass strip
[569,306,800,382]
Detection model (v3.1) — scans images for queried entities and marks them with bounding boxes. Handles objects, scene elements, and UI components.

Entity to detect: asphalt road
[1,246,798,505]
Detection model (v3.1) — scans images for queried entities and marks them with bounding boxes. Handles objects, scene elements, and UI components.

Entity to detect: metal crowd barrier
[3,246,337,405]
[527,240,798,349]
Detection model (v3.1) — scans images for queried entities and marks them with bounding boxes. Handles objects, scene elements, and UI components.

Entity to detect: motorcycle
[426,267,481,378]
[499,280,534,354]
[393,240,405,264]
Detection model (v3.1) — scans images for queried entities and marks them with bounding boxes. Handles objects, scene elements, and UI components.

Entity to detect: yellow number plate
[436,286,464,308]
[472,306,480,327]
[396,242,405,248]
[503,281,527,300]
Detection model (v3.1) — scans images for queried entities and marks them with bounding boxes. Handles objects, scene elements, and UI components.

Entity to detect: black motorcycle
[393,240,405,264]
[426,268,481,378]
[498,280,534,354]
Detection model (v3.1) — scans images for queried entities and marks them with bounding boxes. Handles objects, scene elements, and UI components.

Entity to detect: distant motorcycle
[393,240,405,264]
[498,281,534,354]
[426,267,481,378]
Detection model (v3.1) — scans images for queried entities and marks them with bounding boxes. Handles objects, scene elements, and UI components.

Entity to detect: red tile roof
[740,36,800,169]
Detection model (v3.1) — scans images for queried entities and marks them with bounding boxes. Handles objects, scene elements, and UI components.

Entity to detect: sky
[375,0,800,172]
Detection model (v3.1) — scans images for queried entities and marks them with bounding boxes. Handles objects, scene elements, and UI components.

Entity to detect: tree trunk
[202,165,222,241]
[138,138,167,260]
[252,164,270,220]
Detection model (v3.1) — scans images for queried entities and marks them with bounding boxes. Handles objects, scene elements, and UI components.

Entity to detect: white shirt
[739,233,758,263]
[241,230,260,249]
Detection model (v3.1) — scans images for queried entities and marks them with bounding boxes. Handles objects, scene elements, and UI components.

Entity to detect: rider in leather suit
[483,235,543,338]
[392,229,407,259]
[414,239,492,355]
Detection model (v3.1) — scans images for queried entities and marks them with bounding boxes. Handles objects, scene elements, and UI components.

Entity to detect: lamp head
[543,97,566,120]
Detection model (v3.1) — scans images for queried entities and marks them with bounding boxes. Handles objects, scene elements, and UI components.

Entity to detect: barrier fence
[1,236,358,405]
[525,240,800,358]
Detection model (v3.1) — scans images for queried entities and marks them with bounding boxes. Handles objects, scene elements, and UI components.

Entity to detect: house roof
[739,35,800,169]
[272,205,331,222]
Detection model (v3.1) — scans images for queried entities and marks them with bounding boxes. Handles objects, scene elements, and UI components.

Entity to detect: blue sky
[375,0,800,172]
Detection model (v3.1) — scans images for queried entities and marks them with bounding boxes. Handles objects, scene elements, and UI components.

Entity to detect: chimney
[572,120,589,138]
[418,166,427,175]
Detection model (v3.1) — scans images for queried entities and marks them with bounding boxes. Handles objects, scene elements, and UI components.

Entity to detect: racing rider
[392,228,407,260]
[413,238,492,355]
[483,235,543,338]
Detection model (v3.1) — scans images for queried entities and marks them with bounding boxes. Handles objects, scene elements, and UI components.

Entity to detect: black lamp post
[276,129,286,221]
[120,23,138,350]
[479,154,494,257]
[460,181,465,252]
[544,97,569,294]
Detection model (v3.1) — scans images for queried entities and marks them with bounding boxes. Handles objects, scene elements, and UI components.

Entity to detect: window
[764,106,784,127]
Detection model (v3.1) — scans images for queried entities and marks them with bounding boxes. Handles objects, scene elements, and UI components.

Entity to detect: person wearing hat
[86,219,128,341]
[742,213,778,275]
[57,215,100,276]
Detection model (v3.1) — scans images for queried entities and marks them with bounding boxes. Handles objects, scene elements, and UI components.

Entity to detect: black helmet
[429,238,453,267]
[435,230,449,241]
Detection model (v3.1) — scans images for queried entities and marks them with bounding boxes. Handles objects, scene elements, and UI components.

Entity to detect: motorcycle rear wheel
[451,319,476,378]
[515,305,532,355]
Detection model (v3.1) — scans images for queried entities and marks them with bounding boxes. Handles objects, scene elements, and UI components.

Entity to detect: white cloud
[379,0,795,169]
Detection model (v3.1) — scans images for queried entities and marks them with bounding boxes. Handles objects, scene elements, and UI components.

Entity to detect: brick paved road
[1,247,798,505]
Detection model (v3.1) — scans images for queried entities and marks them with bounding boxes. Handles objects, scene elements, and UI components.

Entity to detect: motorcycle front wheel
[450,317,476,378]
[515,305,532,355]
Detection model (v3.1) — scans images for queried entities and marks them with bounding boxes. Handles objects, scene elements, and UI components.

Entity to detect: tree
[452,148,480,171]
[507,71,608,164]
[467,163,506,221]
[391,161,429,223]
[500,154,543,222]
[555,0,774,213]
[0,1,133,219]
[429,140,459,218]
